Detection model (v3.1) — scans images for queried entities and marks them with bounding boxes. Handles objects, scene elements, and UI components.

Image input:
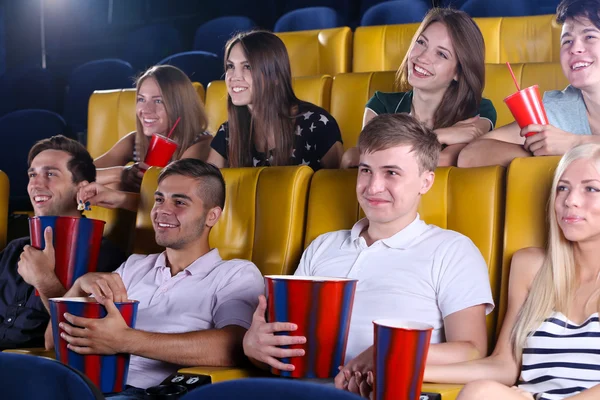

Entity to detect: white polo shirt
[295,215,494,361]
[113,249,264,389]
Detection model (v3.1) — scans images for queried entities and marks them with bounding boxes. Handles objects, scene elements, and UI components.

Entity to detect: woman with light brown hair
[94,65,211,192]
[207,30,343,170]
[341,8,496,168]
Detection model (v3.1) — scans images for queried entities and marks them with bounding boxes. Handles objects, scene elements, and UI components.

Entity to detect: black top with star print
[210,102,342,171]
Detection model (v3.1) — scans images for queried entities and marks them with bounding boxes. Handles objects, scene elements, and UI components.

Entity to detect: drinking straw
[506,62,520,91]
[166,117,181,139]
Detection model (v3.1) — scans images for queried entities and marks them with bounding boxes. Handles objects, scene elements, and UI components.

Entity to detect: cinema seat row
[1,154,560,399]
[261,14,562,78]
[87,61,568,162]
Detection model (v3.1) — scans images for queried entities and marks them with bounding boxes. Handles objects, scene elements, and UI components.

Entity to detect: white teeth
[34,196,49,202]
[572,62,591,70]
[414,65,432,76]
[232,87,247,93]
[144,118,158,123]
[158,223,177,228]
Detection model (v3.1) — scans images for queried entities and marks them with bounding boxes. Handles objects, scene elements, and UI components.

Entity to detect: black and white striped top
[518,312,600,400]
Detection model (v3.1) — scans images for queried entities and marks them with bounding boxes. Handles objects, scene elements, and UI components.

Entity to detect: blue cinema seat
[274,7,345,32]
[193,16,257,61]
[0,109,67,211]
[360,0,431,26]
[62,58,134,137]
[158,51,223,87]
[460,0,536,17]
[180,378,363,400]
[121,23,184,72]
[0,351,103,399]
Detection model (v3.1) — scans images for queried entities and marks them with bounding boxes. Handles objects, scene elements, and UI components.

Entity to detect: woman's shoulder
[367,91,412,114]
[510,247,545,286]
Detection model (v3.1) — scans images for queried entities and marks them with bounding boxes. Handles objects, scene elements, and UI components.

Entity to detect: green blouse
[366,90,497,129]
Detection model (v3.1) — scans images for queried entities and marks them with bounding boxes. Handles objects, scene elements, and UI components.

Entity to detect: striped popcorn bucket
[49,297,139,393]
[29,216,105,294]
[265,275,357,378]
[373,320,433,400]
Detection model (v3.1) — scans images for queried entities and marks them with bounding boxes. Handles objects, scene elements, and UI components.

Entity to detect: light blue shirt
[543,85,592,135]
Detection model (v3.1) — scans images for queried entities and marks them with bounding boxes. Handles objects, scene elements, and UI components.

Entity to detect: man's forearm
[38,276,67,312]
[426,341,485,365]
[121,325,247,367]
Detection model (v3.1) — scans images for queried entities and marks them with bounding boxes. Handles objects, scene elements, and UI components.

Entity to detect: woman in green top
[342,8,497,168]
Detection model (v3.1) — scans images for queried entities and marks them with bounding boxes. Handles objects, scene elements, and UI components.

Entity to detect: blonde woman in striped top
[423,142,600,399]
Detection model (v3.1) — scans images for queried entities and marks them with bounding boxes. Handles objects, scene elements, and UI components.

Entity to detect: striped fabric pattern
[518,312,600,400]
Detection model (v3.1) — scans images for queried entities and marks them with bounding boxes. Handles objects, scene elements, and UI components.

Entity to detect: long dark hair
[224,30,301,167]
[396,8,485,130]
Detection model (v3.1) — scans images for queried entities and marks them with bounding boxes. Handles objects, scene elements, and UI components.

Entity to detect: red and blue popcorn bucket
[265,275,357,378]
[29,216,105,293]
[49,297,139,393]
[373,320,433,400]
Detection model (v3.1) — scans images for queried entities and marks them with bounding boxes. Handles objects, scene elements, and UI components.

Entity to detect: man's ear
[205,206,223,228]
[419,171,435,195]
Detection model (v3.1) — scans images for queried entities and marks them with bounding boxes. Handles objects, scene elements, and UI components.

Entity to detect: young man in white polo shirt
[243,114,494,395]
[56,159,264,399]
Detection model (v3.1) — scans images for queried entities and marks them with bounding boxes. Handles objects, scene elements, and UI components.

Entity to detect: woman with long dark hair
[207,30,343,170]
[342,8,496,167]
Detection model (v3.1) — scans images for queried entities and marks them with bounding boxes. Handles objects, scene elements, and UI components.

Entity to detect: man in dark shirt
[0,135,125,350]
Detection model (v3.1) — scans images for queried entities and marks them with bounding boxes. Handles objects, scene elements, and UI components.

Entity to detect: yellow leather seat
[0,170,9,251]
[87,82,205,159]
[329,71,396,150]
[276,27,352,77]
[493,15,561,64]
[204,75,334,135]
[352,23,420,73]
[351,15,562,73]
[495,156,560,335]
[134,165,313,276]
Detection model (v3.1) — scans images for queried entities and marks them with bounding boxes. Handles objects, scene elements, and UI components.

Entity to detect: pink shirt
[114,249,264,389]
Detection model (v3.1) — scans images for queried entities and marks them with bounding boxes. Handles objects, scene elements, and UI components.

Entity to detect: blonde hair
[511,143,600,359]
[135,65,208,162]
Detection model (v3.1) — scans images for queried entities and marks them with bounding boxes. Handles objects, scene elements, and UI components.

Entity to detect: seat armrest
[421,383,463,400]
[3,347,56,359]
[176,366,268,383]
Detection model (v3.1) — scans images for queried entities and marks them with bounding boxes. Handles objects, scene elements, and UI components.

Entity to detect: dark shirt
[210,102,342,171]
[0,236,126,350]
[366,90,498,129]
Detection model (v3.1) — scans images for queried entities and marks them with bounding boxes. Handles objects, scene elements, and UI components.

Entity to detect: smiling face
[407,22,459,94]
[555,158,600,244]
[356,145,434,233]
[560,16,600,91]
[225,42,253,108]
[151,174,211,250]
[27,150,83,217]
[136,77,169,137]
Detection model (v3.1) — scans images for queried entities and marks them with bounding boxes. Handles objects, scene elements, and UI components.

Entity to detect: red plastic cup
[144,134,178,168]
[373,319,433,400]
[29,216,105,295]
[265,275,357,378]
[504,85,549,137]
[49,297,139,393]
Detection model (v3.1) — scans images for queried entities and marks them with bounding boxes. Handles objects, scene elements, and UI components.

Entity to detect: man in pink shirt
[57,159,264,399]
